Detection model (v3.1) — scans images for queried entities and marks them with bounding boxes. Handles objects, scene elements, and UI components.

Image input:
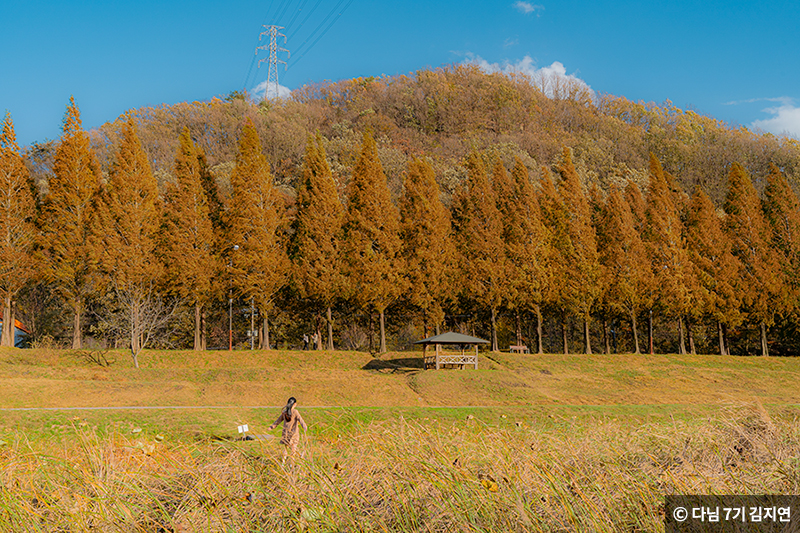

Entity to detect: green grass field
[2,347,800,531]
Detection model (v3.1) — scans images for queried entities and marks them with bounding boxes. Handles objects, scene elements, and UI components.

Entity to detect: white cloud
[514,1,544,15]
[464,54,595,103]
[252,81,293,101]
[723,97,792,106]
[751,101,800,139]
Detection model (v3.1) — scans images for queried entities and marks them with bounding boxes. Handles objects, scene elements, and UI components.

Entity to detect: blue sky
[2,0,799,146]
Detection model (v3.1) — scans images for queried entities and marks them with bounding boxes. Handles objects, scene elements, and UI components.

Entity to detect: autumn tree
[0,114,37,347]
[762,163,800,318]
[624,181,658,352]
[597,187,652,353]
[160,127,217,350]
[399,156,454,335]
[644,154,694,354]
[724,162,784,356]
[40,97,103,349]
[556,147,601,354]
[341,130,404,353]
[496,157,550,353]
[538,167,572,354]
[451,154,509,352]
[291,134,345,350]
[685,189,742,355]
[101,114,163,365]
[228,119,288,349]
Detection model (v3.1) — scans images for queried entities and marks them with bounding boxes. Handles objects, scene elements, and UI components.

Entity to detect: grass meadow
[2,347,800,531]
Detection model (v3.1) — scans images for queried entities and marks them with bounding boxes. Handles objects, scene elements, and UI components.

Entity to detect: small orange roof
[0,318,30,334]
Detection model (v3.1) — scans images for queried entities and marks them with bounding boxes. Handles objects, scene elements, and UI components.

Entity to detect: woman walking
[269,397,307,463]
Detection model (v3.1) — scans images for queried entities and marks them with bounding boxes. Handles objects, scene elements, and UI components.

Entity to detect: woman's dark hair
[286,397,297,408]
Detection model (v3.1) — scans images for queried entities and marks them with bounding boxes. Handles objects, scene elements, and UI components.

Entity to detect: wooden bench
[509,345,529,354]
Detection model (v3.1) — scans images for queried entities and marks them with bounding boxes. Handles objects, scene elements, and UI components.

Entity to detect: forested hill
[25,64,800,207]
[9,64,800,357]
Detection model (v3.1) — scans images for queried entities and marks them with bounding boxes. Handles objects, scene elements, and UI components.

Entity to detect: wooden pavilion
[414,332,489,370]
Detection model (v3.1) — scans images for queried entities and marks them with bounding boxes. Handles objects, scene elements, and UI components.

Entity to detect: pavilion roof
[413,332,489,345]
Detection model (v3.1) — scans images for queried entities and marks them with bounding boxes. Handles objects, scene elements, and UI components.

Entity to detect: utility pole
[256,25,289,101]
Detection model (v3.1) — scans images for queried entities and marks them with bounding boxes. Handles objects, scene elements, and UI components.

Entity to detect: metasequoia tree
[587,183,614,353]
[496,157,550,353]
[101,114,162,365]
[685,189,742,355]
[161,127,216,350]
[452,154,509,352]
[341,131,403,353]
[597,188,651,353]
[229,118,288,349]
[538,167,572,354]
[556,147,601,354]
[762,163,800,317]
[291,134,344,350]
[644,154,694,354]
[624,181,657,352]
[724,162,784,356]
[399,156,454,335]
[40,98,103,349]
[0,114,37,347]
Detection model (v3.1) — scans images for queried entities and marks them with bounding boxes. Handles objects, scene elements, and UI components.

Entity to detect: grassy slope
[4,347,800,531]
[2,347,800,409]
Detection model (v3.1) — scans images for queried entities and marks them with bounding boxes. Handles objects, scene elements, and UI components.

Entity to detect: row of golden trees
[2,99,799,359]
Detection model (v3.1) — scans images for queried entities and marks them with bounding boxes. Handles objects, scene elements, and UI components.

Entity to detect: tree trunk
[369,314,374,354]
[687,318,696,355]
[584,317,592,355]
[72,298,83,349]
[678,316,686,355]
[131,304,141,357]
[535,304,543,355]
[648,309,654,355]
[315,313,323,350]
[723,323,730,356]
[1,296,13,347]
[760,321,769,356]
[602,317,610,355]
[631,311,640,354]
[718,321,726,356]
[262,312,270,350]
[515,311,522,347]
[326,306,334,351]
[379,309,387,354]
[490,307,499,352]
[193,304,202,351]
[201,307,207,350]
[561,314,569,355]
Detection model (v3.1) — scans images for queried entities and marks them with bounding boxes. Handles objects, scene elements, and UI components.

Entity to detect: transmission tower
[256,25,289,101]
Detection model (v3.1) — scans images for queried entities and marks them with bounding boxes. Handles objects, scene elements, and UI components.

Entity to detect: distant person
[311,332,319,350]
[302,333,309,350]
[269,397,307,463]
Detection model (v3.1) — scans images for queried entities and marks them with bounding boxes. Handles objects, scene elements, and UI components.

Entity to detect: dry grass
[2,403,799,532]
[3,347,800,408]
[3,347,800,530]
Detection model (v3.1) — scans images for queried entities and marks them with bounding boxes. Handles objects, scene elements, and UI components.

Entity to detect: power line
[290,0,347,57]
[288,0,349,64]
[286,0,324,41]
[273,0,295,25]
[267,0,292,25]
[283,0,311,33]
[287,0,354,72]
